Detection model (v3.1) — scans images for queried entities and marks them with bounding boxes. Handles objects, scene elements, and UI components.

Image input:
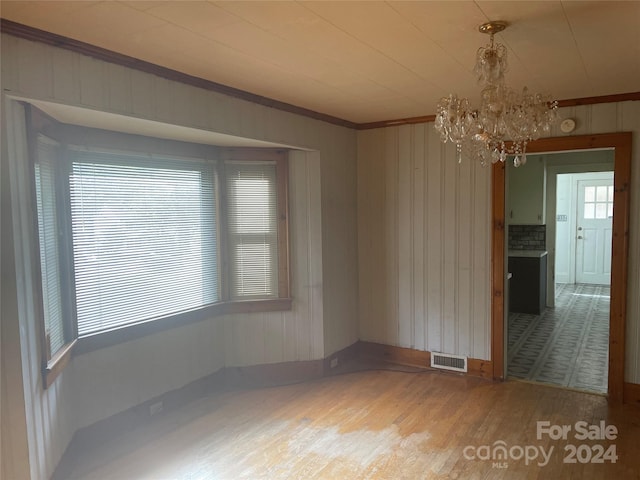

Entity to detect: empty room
[2,2,640,479]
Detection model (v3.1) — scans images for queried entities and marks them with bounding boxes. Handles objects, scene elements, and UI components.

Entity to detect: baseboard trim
[52,367,228,480]
[224,360,324,389]
[357,341,494,380]
[468,358,494,380]
[358,341,431,367]
[623,382,640,405]
[52,344,359,480]
[53,341,493,478]
[323,341,362,372]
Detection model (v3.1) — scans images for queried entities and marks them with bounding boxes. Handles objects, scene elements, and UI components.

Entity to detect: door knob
[578,227,583,231]
[578,235,583,239]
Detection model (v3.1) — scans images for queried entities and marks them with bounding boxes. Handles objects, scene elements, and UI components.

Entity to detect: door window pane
[584,186,595,202]
[584,203,595,219]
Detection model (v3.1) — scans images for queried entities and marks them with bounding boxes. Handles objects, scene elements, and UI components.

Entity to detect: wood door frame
[491,132,632,403]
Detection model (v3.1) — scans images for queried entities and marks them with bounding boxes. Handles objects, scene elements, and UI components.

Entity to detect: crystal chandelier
[434,21,558,167]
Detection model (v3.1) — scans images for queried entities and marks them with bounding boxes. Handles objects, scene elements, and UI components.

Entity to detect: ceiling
[1,1,639,125]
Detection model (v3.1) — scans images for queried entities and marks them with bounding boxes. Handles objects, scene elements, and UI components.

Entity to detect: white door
[576,179,613,285]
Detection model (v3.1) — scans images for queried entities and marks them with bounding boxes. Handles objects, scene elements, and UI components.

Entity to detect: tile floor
[507,283,609,394]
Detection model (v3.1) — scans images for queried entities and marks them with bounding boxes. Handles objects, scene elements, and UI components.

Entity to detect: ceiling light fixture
[434,21,558,167]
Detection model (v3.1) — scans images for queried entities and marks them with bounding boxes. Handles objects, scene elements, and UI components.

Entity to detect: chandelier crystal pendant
[434,21,558,167]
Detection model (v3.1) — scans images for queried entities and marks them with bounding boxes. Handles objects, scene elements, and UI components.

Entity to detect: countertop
[508,250,548,258]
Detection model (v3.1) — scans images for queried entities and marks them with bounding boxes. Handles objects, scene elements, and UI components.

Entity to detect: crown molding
[3,19,639,132]
[0,19,358,130]
[356,92,640,130]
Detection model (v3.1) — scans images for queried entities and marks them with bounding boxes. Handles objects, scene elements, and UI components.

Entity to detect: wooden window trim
[219,148,291,299]
[276,156,291,298]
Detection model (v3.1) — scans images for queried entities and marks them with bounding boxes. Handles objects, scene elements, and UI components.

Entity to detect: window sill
[44,339,78,388]
[73,298,292,356]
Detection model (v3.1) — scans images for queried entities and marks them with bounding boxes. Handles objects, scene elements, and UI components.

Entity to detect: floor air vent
[431,352,468,373]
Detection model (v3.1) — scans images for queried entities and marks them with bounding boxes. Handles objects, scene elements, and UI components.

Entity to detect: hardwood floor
[56,363,640,479]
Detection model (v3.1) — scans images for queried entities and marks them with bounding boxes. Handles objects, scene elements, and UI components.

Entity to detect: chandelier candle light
[434,21,558,167]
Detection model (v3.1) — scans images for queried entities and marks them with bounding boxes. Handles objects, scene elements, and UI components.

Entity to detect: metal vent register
[431,352,468,373]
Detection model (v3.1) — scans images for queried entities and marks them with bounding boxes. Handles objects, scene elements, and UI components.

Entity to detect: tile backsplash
[509,225,546,250]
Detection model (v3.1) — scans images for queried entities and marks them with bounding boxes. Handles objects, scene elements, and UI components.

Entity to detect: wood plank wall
[223,151,325,367]
[357,124,492,360]
[356,102,640,381]
[1,34,357,480]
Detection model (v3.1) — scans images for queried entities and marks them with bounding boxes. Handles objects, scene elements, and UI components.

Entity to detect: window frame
[67,147,221,337]
[26,106,292,388]
[220,148,291,300]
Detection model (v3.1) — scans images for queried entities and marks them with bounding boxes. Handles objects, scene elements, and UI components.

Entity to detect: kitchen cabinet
[508,155,546,225]
[508,250,548,314]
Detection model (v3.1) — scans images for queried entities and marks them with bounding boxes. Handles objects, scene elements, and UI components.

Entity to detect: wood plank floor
[58,365,640,479]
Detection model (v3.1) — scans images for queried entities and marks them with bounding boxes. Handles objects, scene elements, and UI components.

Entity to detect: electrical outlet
[330,357,338,368]
[149,401,163,416]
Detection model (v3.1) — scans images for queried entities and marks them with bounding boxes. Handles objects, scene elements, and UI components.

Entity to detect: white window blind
[68,150,218,336]
[226,161,278,299]
[34,135,66,356]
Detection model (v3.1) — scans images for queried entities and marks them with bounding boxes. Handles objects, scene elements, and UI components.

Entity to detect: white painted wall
[1,34,358,480]
[555,173,574,283]
[318,132,359,357]
[357,124,492,359]
[357,101,640,383]
[1,97,32,480]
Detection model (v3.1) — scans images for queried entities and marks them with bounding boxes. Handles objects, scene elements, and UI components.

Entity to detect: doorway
[575,175,614,284]
[506,157,614,394]
[491,133,632,403]
[556,171,614,286]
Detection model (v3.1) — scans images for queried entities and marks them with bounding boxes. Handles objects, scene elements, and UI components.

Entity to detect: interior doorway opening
[505,151,614,395]
[491,133,632,403]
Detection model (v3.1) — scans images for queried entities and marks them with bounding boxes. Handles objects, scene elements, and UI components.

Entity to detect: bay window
[28,107,290,386]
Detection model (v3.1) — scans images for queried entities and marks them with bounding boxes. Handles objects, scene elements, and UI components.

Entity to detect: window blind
[35,135,66,357]
[68,150,218,336]
[226,161,278,299]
